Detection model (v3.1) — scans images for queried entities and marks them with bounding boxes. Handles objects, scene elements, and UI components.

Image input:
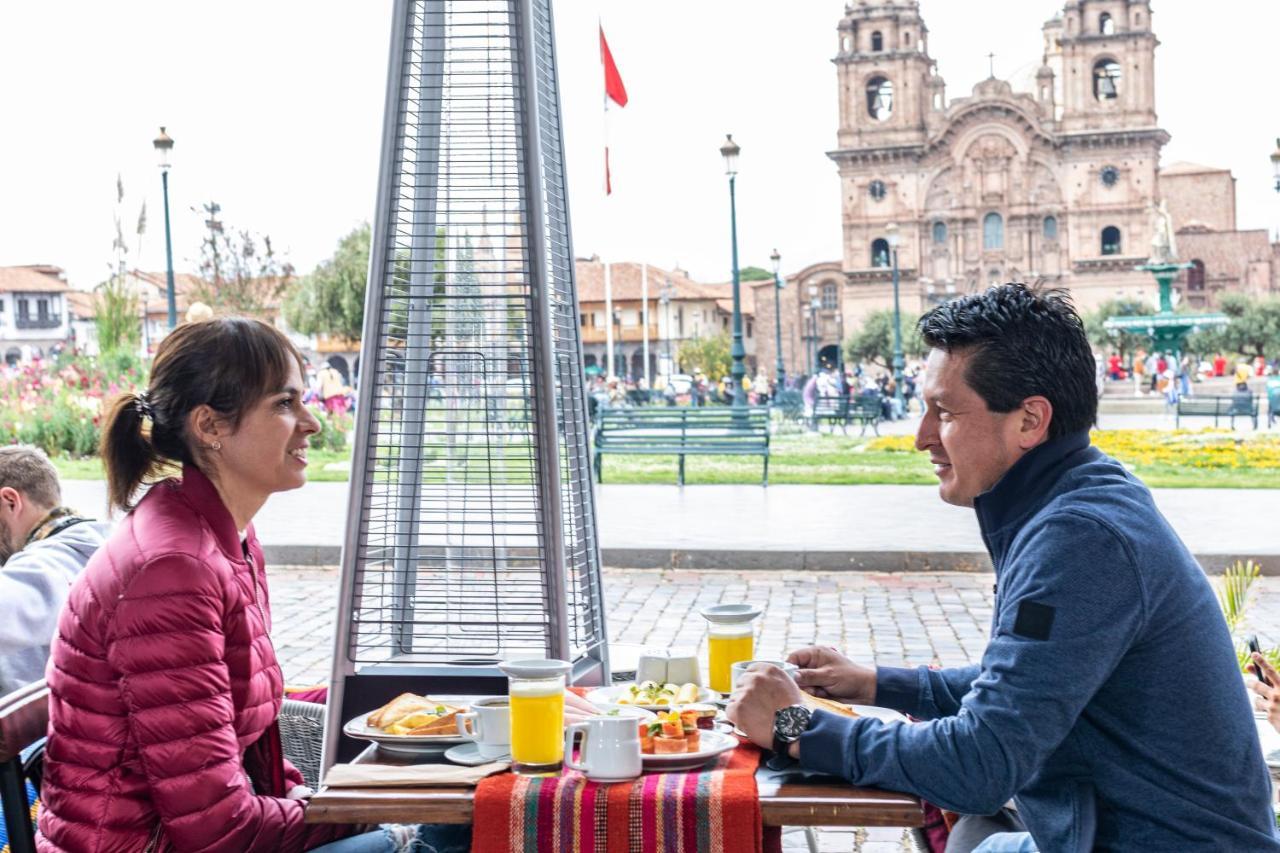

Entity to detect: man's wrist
[787,739,801,760]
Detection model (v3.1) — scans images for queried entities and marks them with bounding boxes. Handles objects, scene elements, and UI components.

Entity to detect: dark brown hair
[100,316,305,513]
[0,445,61,508]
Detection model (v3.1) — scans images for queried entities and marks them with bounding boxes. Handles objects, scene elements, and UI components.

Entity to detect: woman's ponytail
[100,391,159,513]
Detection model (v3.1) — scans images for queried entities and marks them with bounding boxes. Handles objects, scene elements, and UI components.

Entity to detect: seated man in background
[0,444,109,696]
[729,285,1278,851]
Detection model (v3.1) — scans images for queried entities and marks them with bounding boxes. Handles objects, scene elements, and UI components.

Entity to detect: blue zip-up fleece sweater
[798,430,1278,851]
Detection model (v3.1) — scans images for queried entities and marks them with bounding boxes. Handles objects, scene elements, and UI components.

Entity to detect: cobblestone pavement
[269,566,1280,852]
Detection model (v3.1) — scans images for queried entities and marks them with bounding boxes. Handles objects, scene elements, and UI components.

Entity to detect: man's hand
[787,646,876,705]
[1250,652,1280,734]
[725,664,805,752]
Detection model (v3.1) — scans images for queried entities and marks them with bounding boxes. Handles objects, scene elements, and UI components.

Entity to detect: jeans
[971,832,1037,853]
[310,824,471,853]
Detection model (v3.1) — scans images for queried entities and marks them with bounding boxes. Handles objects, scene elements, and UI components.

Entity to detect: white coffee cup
[730,659,799,692]
[564,715,642,782]
[457,696,511,760]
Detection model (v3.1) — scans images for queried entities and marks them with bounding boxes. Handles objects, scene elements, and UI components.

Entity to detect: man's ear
[1018,396,1053,450]
[0,486,21,516]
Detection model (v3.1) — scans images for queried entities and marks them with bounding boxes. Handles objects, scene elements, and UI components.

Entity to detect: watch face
[775,705,811,739]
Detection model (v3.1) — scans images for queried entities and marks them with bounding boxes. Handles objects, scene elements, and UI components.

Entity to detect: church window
[871,239,891,268]
[866,76,893,120]
[1101,226,1122,255]
[1093,59,1121,100]
[821,283,839,309]
[871,31,883,52]
[903,31,911,47]
[932,221,947,244]
[1188,259,1206,292]
[983,212,1004,251]
[868,179,887,201]
[1043,216,1058,241]
[1099,12,1115,35]
[1100,165,1120,187]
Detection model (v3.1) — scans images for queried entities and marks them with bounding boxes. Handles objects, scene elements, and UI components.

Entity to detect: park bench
[1175,394,1258,429]
[592,406,770,485]
[810,396,850,432]
[849,394,883,436]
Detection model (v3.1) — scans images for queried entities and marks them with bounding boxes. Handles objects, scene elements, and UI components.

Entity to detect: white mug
[457,696,511,760]
[730,659,799,692]
[564,715,642,782]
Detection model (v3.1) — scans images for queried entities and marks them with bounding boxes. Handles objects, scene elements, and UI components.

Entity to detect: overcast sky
[0,1,1276,291]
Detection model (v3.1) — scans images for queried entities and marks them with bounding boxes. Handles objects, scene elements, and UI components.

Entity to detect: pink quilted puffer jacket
[37,466,350,852]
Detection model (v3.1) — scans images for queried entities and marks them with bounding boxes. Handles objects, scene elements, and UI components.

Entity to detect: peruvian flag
[600,24,628,194]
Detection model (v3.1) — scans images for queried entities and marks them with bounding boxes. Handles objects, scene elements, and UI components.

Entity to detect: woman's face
[214,361,321,500]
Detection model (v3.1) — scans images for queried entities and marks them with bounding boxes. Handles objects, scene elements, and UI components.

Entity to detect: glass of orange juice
[499,659,571,774]
[701,604,762,694]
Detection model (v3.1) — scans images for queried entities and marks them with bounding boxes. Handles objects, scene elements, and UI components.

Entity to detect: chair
[278,698,326,790]
[0,680,49,853]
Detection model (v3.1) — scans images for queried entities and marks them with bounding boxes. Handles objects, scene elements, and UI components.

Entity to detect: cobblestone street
[268,566,1280,852]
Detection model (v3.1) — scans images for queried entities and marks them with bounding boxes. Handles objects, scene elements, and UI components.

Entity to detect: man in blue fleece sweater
[727,285,1278,851]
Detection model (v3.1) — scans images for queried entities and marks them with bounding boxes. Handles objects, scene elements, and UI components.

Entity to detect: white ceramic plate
[343,713,470,754]
[641,729,739,772]
[585,684,720,711]
[444,741,511,766]
[589,703,657,720]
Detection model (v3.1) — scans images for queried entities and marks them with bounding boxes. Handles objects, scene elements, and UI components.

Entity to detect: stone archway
[817,344,841,370]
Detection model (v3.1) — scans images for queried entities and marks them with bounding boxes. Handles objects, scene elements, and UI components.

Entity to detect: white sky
[0,1,1276,291]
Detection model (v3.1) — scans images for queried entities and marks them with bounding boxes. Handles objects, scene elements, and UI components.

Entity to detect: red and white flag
[600,24,628,195]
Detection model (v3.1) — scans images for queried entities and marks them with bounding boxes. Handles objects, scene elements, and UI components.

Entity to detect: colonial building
[575,258,756,381]
[0,266,74,364]
[749,0,1279,380]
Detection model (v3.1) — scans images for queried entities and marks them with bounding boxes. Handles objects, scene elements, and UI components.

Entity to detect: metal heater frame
[322,0,608,768]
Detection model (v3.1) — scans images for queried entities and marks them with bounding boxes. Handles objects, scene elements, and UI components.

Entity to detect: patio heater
[322,0,609,766]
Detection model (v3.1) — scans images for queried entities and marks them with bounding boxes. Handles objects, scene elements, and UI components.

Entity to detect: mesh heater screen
[342,0,605,667]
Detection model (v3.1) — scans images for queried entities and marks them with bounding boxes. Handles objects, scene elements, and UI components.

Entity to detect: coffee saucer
[444,741,511,767]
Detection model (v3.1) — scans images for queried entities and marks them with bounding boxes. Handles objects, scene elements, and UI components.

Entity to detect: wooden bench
[810,396,850,432]
[592,406,771,485]
[849,394,883,436]
[1175,394,1258,429]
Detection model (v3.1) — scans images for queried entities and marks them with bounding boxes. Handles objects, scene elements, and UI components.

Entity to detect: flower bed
[866,429,1280,472]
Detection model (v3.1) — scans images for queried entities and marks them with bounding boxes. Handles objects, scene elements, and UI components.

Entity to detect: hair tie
[134,390,155,421]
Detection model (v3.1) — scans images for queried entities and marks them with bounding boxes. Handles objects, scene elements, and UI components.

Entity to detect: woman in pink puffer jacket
[37,319,390,852]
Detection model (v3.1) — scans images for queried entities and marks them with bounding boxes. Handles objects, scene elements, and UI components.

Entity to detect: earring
[211,441,222,451]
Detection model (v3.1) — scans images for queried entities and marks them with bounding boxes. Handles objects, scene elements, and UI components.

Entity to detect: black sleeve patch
[1013,600,1056,641]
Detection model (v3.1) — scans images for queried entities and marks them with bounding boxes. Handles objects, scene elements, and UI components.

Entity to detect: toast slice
[403,710,461,736]
[367,693,441,729]
[801,693,860,718]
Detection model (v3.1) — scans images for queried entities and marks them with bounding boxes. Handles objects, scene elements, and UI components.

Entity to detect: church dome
[1036,64,1055,80]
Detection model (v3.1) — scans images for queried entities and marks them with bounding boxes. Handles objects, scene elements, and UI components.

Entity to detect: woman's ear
[186,404,224,452]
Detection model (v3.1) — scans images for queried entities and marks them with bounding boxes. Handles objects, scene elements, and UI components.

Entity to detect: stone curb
[262,545,1279,575]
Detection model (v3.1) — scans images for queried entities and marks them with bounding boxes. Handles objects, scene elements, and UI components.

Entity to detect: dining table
[304,742,925,830]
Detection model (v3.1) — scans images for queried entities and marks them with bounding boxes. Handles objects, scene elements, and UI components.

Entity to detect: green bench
[592,406,771,485]
[1175,394,1258,429]
[810,394,882,436]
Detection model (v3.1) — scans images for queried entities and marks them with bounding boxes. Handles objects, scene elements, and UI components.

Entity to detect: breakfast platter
[584,681,720,711]
[343,693,472,753]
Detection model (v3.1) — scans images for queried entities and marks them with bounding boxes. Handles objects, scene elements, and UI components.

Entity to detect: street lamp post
[153,127,178,330]
[886,222,905,414]
[720,135,747,407]
[769,249,786,389]
[808,284,820,372]
[660,278,675,378]
[612,307,624,381]
[1271,138,1280,240]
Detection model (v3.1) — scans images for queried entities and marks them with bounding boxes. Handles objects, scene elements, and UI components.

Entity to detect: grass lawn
[50,430,1279,488]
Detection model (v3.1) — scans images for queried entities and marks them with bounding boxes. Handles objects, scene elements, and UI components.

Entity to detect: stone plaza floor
[269,565,1280,852]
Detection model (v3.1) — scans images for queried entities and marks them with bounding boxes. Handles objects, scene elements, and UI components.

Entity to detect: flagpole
[641,262,650,390]
[604,260,614,379]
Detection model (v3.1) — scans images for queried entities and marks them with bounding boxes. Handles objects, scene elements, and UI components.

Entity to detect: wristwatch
[772,704,813,756]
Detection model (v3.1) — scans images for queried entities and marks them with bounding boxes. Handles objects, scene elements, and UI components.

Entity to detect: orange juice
[708,628,754,693]
[509,681,565,769]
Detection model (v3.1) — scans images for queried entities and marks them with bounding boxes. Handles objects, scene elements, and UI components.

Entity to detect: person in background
[317,362,351,415]
[0,445,109,697]
[1131,348,1146,397]
[37,318,468,853]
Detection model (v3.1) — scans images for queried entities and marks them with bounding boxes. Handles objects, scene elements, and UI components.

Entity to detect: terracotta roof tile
[0,266,72,294]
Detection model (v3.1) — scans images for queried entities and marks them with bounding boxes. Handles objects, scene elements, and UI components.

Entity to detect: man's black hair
[917,284,1097,440]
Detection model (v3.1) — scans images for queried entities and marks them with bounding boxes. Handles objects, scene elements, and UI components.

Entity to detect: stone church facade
[751,0,1278,378]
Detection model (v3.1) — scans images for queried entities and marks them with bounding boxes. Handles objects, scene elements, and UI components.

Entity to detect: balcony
[580,324,660,345]
[15,314,62,330]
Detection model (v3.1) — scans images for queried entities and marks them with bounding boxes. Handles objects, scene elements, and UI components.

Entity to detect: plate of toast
[343,693,470,753]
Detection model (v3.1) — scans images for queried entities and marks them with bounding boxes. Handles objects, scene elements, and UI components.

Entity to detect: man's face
[915,348,1028,507]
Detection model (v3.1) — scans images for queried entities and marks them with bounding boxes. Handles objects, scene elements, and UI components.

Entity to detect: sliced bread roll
[368,693,441,729]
